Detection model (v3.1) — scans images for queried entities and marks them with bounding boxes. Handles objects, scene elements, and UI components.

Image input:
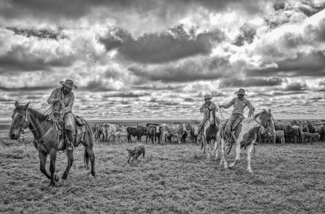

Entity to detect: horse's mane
[242,110,267,124]
[27,107,48,122]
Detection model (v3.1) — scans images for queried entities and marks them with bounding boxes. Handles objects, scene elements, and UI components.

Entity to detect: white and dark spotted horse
[214,109,275,173]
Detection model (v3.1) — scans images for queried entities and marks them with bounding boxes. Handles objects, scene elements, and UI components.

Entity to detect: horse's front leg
[39,151,51,180]
[62,150,74,180]
[228,142,240,169]
[220,138,228,169]
[49,148,59,186]
[247,143,255,173]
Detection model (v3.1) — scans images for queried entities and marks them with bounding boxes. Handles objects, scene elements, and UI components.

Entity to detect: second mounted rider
[219,88,255,144]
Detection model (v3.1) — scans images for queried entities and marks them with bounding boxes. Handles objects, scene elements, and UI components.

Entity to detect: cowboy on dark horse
[219,88,255,145]
[47,79,77,151]
[197,94,218,140]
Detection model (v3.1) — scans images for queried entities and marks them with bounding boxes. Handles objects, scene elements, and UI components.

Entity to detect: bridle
[254,112,275,136]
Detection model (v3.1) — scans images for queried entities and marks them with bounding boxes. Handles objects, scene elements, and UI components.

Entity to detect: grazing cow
[146,126,157,144]
[272,130,285,144]
[257,127,273,143]
[189,123,200,144]
[307,123,316,133]
[301,125,309,133]
[315,125,325,141]
[159,124,185,144]
[126,126,147,143]
[92,123,106,142]
[292,125,302,143]
[103,123,126,143]
[301,132,314,144]
[312,133,320,143]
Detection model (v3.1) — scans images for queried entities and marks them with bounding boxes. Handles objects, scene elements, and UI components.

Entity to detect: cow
[188,123,200,144]
[146,126,157,144]
[126,126,147,143]
[301,132,314,144]
[272,130,285,144]
[312,133,320,143]
[159,124,185,144]
[315,125,325,141]
[103,123,126,143]
[257,127,273,143]
[307,122,316,133]
[92,123,106,142]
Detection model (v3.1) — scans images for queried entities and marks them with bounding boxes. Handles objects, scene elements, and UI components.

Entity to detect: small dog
[127,144,145,163]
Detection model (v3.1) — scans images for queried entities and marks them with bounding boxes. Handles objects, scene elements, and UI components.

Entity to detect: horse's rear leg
[228,144,240,169]
[247,143,254,173]
[62,150,74,180]
[39,151,51,180]
[49,149,59,186]
[84,147,96,177]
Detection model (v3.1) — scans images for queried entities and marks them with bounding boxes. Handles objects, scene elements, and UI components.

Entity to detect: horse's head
[255,109,275,135]
[118,124,126,133]
[9,101,31,139]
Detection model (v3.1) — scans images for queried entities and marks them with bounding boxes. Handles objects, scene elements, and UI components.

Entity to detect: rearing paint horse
[9,101,96,186]
[201,108,219,158]
[214,109,275,173]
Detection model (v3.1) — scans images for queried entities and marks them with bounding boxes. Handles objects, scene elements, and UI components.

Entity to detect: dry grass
[1,136,325,214]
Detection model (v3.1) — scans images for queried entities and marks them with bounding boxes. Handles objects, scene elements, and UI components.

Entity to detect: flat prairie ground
[0,136,325,214]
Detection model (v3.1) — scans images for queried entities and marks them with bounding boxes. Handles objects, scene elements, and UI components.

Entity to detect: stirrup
[58,139,64,150]
[66,141,74,151]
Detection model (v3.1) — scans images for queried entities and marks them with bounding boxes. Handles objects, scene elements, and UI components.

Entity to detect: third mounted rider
[197,94,218,140]
[219,88,254,144]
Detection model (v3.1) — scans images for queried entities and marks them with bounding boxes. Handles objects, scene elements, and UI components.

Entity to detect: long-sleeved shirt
[200,102,217,119]
[221,97,254,117]
[47,87,75,113]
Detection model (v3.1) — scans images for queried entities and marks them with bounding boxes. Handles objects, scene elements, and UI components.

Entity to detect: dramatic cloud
[100,26,224,64]
[0,0,325,119]
[219,77,284,88]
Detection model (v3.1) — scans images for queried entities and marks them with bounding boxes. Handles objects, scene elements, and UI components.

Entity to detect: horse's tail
[84,148,90,168]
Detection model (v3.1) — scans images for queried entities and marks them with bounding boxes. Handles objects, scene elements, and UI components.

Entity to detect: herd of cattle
[91,120,325,145]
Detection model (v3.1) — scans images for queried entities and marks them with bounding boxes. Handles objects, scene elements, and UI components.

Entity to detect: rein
[21,105,53,135]
[253,114,275,136]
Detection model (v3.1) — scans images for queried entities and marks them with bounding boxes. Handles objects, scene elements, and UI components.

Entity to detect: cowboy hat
[234,88,245,95]
[60,79,77,89]
[204,94,212,100]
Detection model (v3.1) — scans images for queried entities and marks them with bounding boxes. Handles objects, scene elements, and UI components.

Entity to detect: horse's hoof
[55,175,59,182]
[49,182,55,187]
[247,169,254,173]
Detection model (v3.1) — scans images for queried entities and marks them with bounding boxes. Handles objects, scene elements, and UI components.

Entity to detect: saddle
[221,117,244,132]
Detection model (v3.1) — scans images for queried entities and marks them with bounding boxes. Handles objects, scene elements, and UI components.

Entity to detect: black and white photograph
[1,0,325,213]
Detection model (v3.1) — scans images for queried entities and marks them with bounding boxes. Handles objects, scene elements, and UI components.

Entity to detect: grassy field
[1,135,325,214]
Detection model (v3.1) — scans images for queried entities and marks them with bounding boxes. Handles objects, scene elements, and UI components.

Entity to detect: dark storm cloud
[80,79,117,92]
[6,27,60,40]
[0,0,271,21]
[233,23,257,47]
[246,52,325,77]
[100,27,224,64]
[251,91,308,97]
[102,92,150,98]
[133,85,184,91]
[284,82,307,91]
[0,46,75,73]
[0,85,54,92]
[128,55,230,83]
[129,66,224,83]
[219,77,284,88]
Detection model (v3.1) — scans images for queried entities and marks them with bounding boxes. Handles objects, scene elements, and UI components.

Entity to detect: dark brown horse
[9,101,95,186]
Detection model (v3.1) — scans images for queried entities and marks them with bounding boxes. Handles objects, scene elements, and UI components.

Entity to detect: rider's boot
[224,128,232,147]
[66,130,74,151]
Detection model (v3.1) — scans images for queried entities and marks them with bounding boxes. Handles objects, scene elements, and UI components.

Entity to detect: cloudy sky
[1,0,325,120]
